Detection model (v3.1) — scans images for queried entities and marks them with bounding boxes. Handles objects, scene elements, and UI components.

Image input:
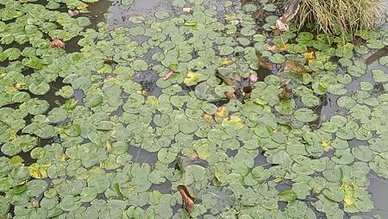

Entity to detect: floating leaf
[372,69,388,83]
[155,11,170,20]
[268,54,285,64]
[219,45,234,56]
[50,38,65,49]
[279,189,297,202]
[379,56,388,66]
[177,185,195,214]
[294,108,318,123]
[121,0,134,6]
[184,72,203,86]
[28,163,50,179]
[222,116,244,129]
[215,106,229,122]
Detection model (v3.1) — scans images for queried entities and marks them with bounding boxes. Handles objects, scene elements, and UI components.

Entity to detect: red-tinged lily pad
[177,185,196,214]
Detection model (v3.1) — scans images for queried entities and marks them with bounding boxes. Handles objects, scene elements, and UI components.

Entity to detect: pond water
[1,0,388,218]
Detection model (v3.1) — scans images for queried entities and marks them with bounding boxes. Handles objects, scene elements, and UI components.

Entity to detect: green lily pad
[219,45,234,56]
[155,11,170,20]
[294,108,318,123]
[379,56,388,66]
[121,0,134,6]
[372,69,388,83]
[27,179,48,197]
[0,197,9,216]
[268,54,285,64]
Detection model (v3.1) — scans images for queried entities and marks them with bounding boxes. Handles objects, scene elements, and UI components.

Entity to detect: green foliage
[0,0,387,218]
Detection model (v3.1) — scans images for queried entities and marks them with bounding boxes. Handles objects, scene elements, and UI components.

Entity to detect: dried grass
[294,0,383,35]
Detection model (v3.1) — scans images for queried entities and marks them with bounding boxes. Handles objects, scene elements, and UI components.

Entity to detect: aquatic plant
[0,0,388,218]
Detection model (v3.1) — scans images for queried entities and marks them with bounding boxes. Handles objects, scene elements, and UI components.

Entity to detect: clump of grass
[294,0,383,35]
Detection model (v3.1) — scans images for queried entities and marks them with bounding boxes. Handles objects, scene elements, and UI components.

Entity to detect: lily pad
[294,108,318,123]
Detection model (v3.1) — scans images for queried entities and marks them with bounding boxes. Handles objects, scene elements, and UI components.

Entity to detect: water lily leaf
[332,149,354,165]
[275,98,295,115]
[372,69,388,83]
[157,148,176,164]
[26,179,48,197]
[132,59,148,71]
[172,0,186,7]
[179,119,198,134]
[155,11,170,20]
[219,45,234,56]
[323,187,344,202]
[328,84,347,95]
[370,154,388,178]
[223,139,240,150]
[367,39,384,49]
[379,56,388,66]
[80,187,98,202]
[0,196,9,216]
[279,189,297,202]
[23,123,55,139]
[88,174,110,193]
[22,56,44,70]
[1,135,37,156]
[268,54,285,64]
[201,103,217,114]
[60,196,81,211]
[28,163,50,179]
[337,96,356,109]
[195,82,222,101]
[336,126,355,140]
[348,65,365,77]
[263,4,276,12]
[55,85,74,98]
[294,108,317,123]
[241,26,255,37]
[48,108,67,123]
[121,0,134,6]
[222,116,244,129]
[352,146,374,162]
[27,99,50,115]
[195,142,210,160]
[3,48,21,60]
[271,151,292,167]
[184,71,204,86]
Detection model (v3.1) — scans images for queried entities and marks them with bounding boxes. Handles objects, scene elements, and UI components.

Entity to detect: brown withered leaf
[280,87,293,99]
[177,185,195,214]
[141,89,150,97]
[202,113,214,122]
[267,44,289,52]
[225,91,236,100]
[279,79,293,99]
[50,38,65,49]
[257,55,272,71]
[252,9,266,22]
[103,57,118,65]
[283,60,309,74]
[163,70,174,80]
